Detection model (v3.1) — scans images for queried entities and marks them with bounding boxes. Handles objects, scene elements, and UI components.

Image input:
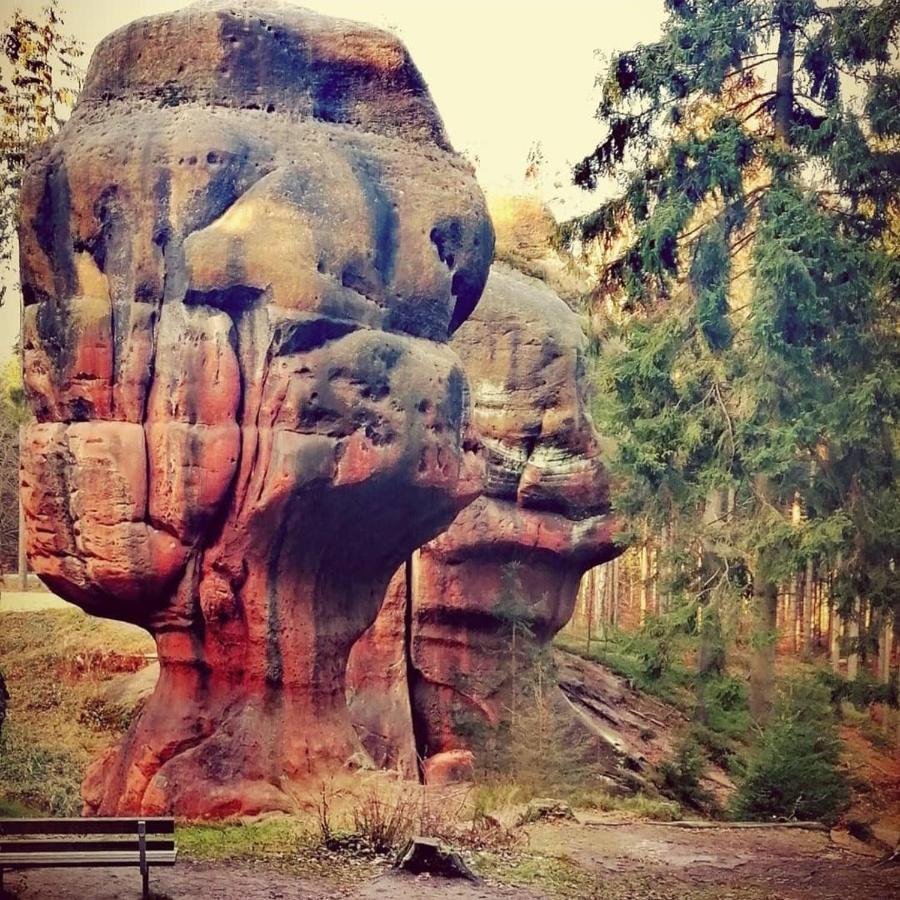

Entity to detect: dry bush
[351,788,416,853]
[310,778,520,856]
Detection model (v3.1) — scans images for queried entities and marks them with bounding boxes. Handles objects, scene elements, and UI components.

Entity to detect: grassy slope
[0,608,153,815]
[555,622,900,832]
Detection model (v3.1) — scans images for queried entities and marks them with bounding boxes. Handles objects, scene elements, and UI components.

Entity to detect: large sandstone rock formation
[19,0,492,817]
[347,264,621,781]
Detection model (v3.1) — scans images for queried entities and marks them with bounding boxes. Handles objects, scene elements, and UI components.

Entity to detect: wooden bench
[0,817,176,898]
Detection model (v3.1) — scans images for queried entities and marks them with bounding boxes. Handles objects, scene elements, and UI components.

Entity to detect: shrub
[471,648,615,801]
[350,789,416,854]
[815,668,897,710]
[656,736,715,812]
[632,616,673,681]
[732,678,848,824]
[703,675,750,738]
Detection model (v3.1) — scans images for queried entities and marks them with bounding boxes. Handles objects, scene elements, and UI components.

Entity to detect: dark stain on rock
[33,159,76,301]
[272,315,358,356]
[185,283,263,314]
[448,217,495,335]
[346,152,397,288]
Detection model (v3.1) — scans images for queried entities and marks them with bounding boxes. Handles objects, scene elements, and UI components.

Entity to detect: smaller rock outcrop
[348,264,622,779]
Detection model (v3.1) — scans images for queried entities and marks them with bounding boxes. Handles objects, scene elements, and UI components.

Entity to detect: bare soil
[2,862,541,900]
[527,817,899,899]
[4,820,897,900]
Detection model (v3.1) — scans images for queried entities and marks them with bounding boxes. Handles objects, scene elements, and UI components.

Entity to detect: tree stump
[394,837,477,881]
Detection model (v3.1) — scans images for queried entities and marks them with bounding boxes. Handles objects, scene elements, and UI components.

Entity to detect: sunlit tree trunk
[610,556,618,629]
[585,567,595,655]
[749,568,778,723]
[696,491,726,724]
[847,597,860,681]
[18,424,27,590]
[830,599,842,673]
[878,614,893,685]
[748,10,795,724]
[659,522,670,614]
[639,535,649,626]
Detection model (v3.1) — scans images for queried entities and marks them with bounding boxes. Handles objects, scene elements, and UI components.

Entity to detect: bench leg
[142,864,149,899]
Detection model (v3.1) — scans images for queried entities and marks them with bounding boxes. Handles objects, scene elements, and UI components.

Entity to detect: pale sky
[0,0,666,359]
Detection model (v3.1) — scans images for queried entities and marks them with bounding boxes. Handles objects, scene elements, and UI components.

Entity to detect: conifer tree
[568,0,899,720]
[0,0,82,304]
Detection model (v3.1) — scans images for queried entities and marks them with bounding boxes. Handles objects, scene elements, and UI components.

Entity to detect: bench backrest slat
[1,838,175,854]
[0,818,174,836]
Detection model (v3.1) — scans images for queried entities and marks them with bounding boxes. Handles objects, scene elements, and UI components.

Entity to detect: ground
[1,589,898,899]
[3,818,897,899]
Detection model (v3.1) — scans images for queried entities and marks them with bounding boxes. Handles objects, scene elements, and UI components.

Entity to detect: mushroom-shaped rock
[347,264,621,779]
[19,0,492,817]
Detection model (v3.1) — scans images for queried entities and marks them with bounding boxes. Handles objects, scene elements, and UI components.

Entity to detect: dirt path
[2,861,540,900]
[527,818,899,899]
[4,821,896,900]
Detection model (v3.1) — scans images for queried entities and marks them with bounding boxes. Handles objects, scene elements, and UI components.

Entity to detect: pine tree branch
[729,229,759,257]
[795,91,829,108]
[726,90,777,117]
[733,56,779,76]
[713,381,736,464]
[738,99,776,126]
[738,52,781,63]
[679,191,765,246]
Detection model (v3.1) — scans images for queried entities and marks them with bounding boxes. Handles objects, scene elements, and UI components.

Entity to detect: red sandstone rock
[19,1,492,817]
[421,750,475,786]
[348,264,622,779]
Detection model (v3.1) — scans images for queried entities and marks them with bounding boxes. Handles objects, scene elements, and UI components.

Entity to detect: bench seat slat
[1,851,177,866]
[2,838,175,854]
[0,818,174,836]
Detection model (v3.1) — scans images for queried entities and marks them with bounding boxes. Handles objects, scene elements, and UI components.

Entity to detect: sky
[0,0,666,360]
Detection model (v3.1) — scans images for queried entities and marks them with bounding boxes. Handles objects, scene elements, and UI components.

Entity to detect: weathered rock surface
[347,264,621,779]
[19,0,492,817]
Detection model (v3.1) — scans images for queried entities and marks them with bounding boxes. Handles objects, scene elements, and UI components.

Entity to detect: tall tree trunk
[774,3,796,147]
[18,424,27,591]
[659,522,670,614]
[847,597,860,681]
[611,556,618,629]
[879,613,893,685]
[639,534,649,626]
[830,598,842,673]
[750,567,778,723]
[597,564,607,639]
[829,556,844,673]
[696,492,726,724]
[586,568,595,656]
[786,577,803,653]
[805,557,815,655]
